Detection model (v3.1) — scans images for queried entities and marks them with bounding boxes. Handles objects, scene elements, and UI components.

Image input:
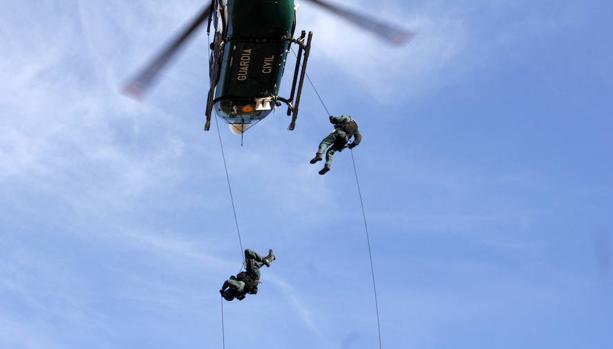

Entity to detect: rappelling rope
[350,150,383,349]
[291,48,330,116]
[305,72,331,116]
[301,63,383,349]
[220,297,226,349]
[209,30,245,260]
[213,92,243,349]
[209,30,245,349]
[213,90,245,259]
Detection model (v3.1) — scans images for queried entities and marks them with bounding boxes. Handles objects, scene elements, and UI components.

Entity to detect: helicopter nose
[228,123,251,135]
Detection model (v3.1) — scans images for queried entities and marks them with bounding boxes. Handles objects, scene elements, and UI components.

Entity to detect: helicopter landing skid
[204,31,224,131]
[204,87,215,131]
[287,30,313,131]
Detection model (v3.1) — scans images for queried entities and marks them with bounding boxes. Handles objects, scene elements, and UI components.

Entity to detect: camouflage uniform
[220,249,275,301]
[311,115,362,174]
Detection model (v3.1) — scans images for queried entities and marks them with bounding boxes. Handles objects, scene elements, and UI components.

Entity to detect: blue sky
[1,0,612,348]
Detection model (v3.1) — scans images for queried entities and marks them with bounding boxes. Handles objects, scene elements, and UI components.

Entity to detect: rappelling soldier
[219,249,276,301]
[309,115,362,175]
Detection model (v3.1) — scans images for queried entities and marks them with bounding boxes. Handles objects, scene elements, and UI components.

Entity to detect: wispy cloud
[0,317,62,349]
[267,274,329,344]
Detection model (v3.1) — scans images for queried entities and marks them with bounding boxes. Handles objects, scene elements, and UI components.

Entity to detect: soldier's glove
[347,143,357,149]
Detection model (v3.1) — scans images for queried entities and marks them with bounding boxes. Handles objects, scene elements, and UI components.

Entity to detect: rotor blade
[304,0,414,45]
[123,4,213,98]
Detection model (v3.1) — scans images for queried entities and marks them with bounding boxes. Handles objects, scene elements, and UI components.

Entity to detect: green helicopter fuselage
[212,0,297,125]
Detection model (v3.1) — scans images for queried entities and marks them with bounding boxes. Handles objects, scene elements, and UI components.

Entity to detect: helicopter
[124,0,413,134]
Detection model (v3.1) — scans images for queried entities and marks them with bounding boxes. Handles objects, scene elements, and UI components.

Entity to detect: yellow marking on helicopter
[262,55,275,74]
[237,49,252,81]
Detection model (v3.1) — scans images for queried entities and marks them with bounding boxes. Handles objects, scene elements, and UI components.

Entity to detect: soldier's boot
[309,154,323,164]
[318,165,330,175]
[263,249,276,267]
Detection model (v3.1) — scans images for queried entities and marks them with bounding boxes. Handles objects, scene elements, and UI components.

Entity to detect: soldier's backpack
[340,120,358,137]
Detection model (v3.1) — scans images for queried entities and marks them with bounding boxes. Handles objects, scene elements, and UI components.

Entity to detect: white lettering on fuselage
[262,55,275,74]
[237,49,252,81]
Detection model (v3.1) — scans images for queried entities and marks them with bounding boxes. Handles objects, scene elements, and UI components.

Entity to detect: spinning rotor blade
[123,4,213,98]
[304,0,414,45]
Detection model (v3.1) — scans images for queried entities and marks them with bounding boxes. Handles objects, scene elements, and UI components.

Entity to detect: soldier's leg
[245,249,275,267]
[318,133,336,155]
[320,139,347,175]
[262,249,275,266]
[244,249,263,263]
[318,146,337,175]
[325,146,338,168]
[312,133,336,164]
[326,138,347,167]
